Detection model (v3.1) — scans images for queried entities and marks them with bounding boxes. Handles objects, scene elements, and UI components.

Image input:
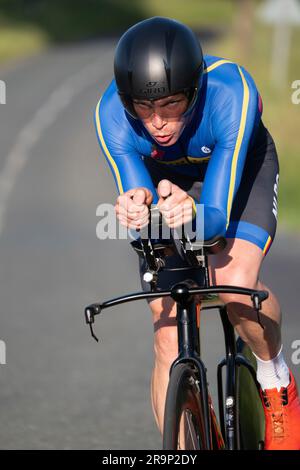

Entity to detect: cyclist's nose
[151,112,166,129]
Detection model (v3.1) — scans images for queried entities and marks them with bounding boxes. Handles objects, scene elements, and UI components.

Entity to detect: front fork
[170,286,224,450]
[217,307,261,450]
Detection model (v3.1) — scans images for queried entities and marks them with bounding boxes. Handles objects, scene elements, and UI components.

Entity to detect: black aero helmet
[114,17,204,118]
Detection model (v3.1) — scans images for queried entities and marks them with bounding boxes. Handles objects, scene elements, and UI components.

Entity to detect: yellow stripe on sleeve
[226,66,250,228]
[95,97,124,194]
[204,59,233,74]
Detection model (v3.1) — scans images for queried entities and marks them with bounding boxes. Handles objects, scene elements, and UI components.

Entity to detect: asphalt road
[0,39,299,450]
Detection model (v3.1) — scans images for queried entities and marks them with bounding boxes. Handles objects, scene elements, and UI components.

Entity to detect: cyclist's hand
[115,188,153,230]
[157,179,196,228]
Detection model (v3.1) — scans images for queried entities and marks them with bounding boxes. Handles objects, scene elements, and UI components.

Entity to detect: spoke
[185,411,197,449]
[178,409,199,450]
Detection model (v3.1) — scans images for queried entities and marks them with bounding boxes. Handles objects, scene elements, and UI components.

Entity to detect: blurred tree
[258,0,300,89]
[0,0,146,41]
[234,0,255,62]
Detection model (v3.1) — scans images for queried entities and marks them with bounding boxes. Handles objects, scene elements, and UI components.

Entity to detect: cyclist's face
[133,93,189,146]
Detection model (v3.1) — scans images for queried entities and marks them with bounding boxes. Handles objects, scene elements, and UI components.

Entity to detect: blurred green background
[0,0,299,233]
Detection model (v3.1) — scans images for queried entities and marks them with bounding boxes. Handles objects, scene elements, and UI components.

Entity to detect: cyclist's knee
[209,238,263,306]
[214,265,258,305]
[149,297,178,368]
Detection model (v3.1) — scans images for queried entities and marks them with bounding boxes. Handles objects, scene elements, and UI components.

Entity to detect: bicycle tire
[163,362,207,450]
[237,338,265,449]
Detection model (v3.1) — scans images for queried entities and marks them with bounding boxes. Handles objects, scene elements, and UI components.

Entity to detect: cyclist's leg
[150,296,177,434]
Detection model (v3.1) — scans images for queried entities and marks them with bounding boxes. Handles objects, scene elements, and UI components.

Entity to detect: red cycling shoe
[260,370,300,450]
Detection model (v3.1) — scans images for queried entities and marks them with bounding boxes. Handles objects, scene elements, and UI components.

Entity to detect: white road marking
[0,56,111,235]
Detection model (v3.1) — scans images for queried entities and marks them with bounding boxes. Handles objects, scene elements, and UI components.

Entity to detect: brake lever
[172,227,200,268]
[137,205,166,289]
[85,304,102,342]
[251,292,269,330]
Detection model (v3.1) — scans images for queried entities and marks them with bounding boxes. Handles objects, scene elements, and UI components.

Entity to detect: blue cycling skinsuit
[95,55,279,279]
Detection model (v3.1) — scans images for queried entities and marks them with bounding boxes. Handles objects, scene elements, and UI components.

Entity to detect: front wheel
[163,363,206,450]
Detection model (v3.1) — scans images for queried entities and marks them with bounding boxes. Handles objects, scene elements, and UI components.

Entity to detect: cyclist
[94,17,300,450]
